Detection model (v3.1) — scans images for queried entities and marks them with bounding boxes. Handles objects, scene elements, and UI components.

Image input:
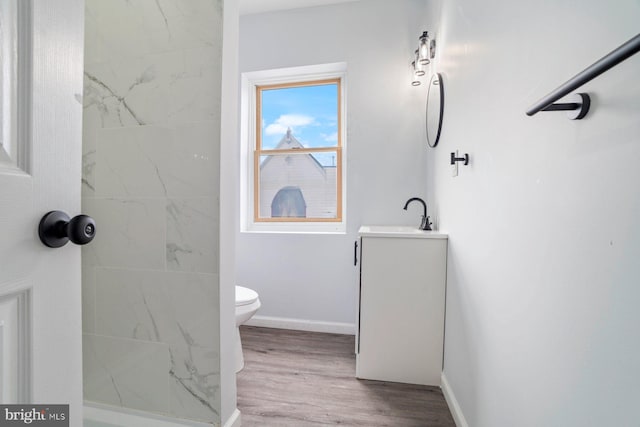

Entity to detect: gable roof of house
[260,128,327,174]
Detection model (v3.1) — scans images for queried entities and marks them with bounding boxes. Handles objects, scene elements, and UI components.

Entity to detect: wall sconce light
[414,50,426,77]
[411,31,436,86]
[411,61,421,86]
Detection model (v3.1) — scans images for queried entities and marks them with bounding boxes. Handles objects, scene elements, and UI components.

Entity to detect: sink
[358,225,447,239]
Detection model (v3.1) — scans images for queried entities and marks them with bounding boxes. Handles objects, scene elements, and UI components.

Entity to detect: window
[241,64,346,233]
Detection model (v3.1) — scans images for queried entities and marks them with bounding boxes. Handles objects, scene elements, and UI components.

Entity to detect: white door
[0,0,84,424]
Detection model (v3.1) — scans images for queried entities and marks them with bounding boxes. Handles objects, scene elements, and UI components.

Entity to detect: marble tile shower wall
[81,0,222,423]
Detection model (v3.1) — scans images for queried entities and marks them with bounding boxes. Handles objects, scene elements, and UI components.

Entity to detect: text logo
[0,405,68,426]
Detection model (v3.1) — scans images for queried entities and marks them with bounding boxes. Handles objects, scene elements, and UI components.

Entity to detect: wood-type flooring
[237,326,456,426]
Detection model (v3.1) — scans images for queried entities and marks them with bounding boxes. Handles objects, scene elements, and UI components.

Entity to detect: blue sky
[261,83,338,164]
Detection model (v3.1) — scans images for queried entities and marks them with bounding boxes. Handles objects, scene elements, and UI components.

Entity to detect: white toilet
[235,286,261,372]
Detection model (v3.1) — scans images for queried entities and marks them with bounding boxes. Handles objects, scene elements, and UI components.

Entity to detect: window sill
[241,222,347,235]
[240,230,347,235]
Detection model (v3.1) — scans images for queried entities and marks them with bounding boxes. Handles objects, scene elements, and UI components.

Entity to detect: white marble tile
[85,0,222,66]
[169,346,220,421]
[95,269,218,348]
[84,50,187,129]
[80,205,100,268]
[84,60,155,128]
[166,272,220,421]
[167,198,218,273]
[166,48,222,125]
[165,272,219,349]
[154,0,223,53]
[164,122,220,198]
[111,50,183,127]
[85,0,174,64]
[95,126,172,197]
[83,334,169,413]
[83,0,223,421]
[82,151,97,197]
[82,108,101,197]
[81,265,96,334]
[94,123,218,198]
[94,269,219,420]
[84,48,222,128]
[85,0,140,64]
[95,268,169,342]
[82,198,166,269]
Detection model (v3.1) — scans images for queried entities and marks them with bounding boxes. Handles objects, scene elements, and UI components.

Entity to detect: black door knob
[38,211,97,248]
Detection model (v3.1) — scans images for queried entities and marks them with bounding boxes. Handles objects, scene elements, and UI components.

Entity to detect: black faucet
[403,197,432,231]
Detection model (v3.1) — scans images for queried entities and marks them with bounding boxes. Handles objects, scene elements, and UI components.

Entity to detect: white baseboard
[245,315,355,335]
[441,373,469,427]
[223,409,241,427]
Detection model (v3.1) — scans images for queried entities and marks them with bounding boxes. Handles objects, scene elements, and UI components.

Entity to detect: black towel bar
[526,33,640,119]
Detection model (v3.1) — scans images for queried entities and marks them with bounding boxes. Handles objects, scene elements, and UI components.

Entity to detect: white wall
[237,0,438,329]
[219,0,240,424]
[431,1,640,425]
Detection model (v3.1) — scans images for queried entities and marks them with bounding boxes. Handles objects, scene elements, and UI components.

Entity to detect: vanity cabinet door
[356,236,447,386]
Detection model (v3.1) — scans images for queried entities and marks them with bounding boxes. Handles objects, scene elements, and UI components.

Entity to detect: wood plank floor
[237,326,455,426]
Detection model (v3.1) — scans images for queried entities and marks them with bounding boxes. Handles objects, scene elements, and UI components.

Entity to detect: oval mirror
[426,73,444,148]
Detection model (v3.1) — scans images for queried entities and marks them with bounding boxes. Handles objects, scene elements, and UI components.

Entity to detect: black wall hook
[450,152,469,165]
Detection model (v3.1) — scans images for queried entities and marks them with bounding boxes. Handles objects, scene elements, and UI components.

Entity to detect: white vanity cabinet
[356,226,448,386]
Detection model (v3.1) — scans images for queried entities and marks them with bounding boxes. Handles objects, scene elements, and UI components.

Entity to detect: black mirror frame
[426,72,444,148]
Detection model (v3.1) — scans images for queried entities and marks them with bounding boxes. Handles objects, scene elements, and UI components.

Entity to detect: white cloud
[321,132,338,142]
[264,114,315,136]
[264,123,289,136]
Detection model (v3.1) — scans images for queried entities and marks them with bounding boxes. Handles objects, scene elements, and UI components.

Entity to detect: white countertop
[358,225,448,239]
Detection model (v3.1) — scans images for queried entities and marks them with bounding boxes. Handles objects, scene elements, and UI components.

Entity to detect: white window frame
[240,63,347,234]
